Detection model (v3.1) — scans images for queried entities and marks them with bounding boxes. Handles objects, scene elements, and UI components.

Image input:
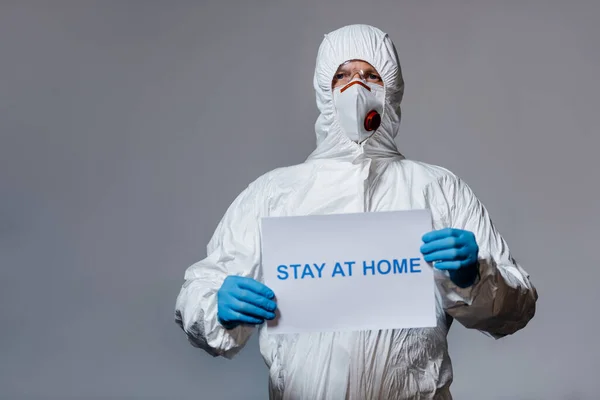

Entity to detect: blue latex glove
[420,228,480,288]
[217,276,277,330]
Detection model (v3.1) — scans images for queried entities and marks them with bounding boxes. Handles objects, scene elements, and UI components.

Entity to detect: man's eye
[335,73,345,80]
[369,74,381,80]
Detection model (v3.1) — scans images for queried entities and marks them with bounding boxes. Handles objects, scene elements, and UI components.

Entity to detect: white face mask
[333,80,385,143]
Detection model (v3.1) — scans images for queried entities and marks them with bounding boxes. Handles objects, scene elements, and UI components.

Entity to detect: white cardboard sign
[260,210,436,334]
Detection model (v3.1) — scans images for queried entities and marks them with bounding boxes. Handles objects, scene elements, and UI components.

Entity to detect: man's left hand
[420,228,479,287]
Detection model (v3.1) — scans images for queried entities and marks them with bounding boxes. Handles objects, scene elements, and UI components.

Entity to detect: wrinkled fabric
[175,24,538,400]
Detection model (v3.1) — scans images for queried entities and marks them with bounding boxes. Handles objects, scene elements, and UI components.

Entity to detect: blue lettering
[301,263,315,279]
[410,258,421,273]
[363,260,375,275]
[393,259,408,274]
[314,263,325,278]
[290,264,301,279]
[377,259,392,274]
[277,265,288,280]
[332,262,346,277]
[345,261,355,277]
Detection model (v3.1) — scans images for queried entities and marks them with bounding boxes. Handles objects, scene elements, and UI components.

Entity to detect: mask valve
[364,110,381,132]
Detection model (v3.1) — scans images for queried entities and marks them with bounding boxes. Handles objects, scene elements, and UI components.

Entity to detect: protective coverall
[175,24,538,399]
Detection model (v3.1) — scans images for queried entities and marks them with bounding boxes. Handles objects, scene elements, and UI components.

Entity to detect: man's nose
[351,71,364,81]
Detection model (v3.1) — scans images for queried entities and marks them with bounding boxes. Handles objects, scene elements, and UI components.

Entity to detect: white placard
[260,210,436,334]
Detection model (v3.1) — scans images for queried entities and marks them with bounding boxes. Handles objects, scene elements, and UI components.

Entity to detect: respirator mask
[333,77,384,143]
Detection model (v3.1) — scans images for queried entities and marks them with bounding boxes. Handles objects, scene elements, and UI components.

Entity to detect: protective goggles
[331,60,383,88]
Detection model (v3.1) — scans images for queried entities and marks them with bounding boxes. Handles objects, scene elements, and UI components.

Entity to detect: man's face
[331,60,384,89]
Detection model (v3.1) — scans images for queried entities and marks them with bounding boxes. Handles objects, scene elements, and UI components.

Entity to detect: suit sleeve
[174,179,267,358]
[424,174,538,338]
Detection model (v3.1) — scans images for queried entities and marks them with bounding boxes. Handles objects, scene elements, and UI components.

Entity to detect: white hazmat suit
[175,24,538,399]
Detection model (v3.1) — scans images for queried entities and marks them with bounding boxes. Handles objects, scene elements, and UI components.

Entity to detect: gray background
[1,1,598,399]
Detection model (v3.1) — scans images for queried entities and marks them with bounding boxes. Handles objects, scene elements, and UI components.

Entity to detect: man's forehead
[336,60,379,71]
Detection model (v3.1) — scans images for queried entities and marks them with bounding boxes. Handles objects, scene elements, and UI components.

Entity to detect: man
[175,24,537,399]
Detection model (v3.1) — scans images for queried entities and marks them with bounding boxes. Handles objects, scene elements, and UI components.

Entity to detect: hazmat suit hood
[308,24,405,162]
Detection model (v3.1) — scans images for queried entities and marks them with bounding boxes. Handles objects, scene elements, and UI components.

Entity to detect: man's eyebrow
[334,66,380,75]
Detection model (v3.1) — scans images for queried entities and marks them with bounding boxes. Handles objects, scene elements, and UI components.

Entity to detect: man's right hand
[217,276,277,330]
